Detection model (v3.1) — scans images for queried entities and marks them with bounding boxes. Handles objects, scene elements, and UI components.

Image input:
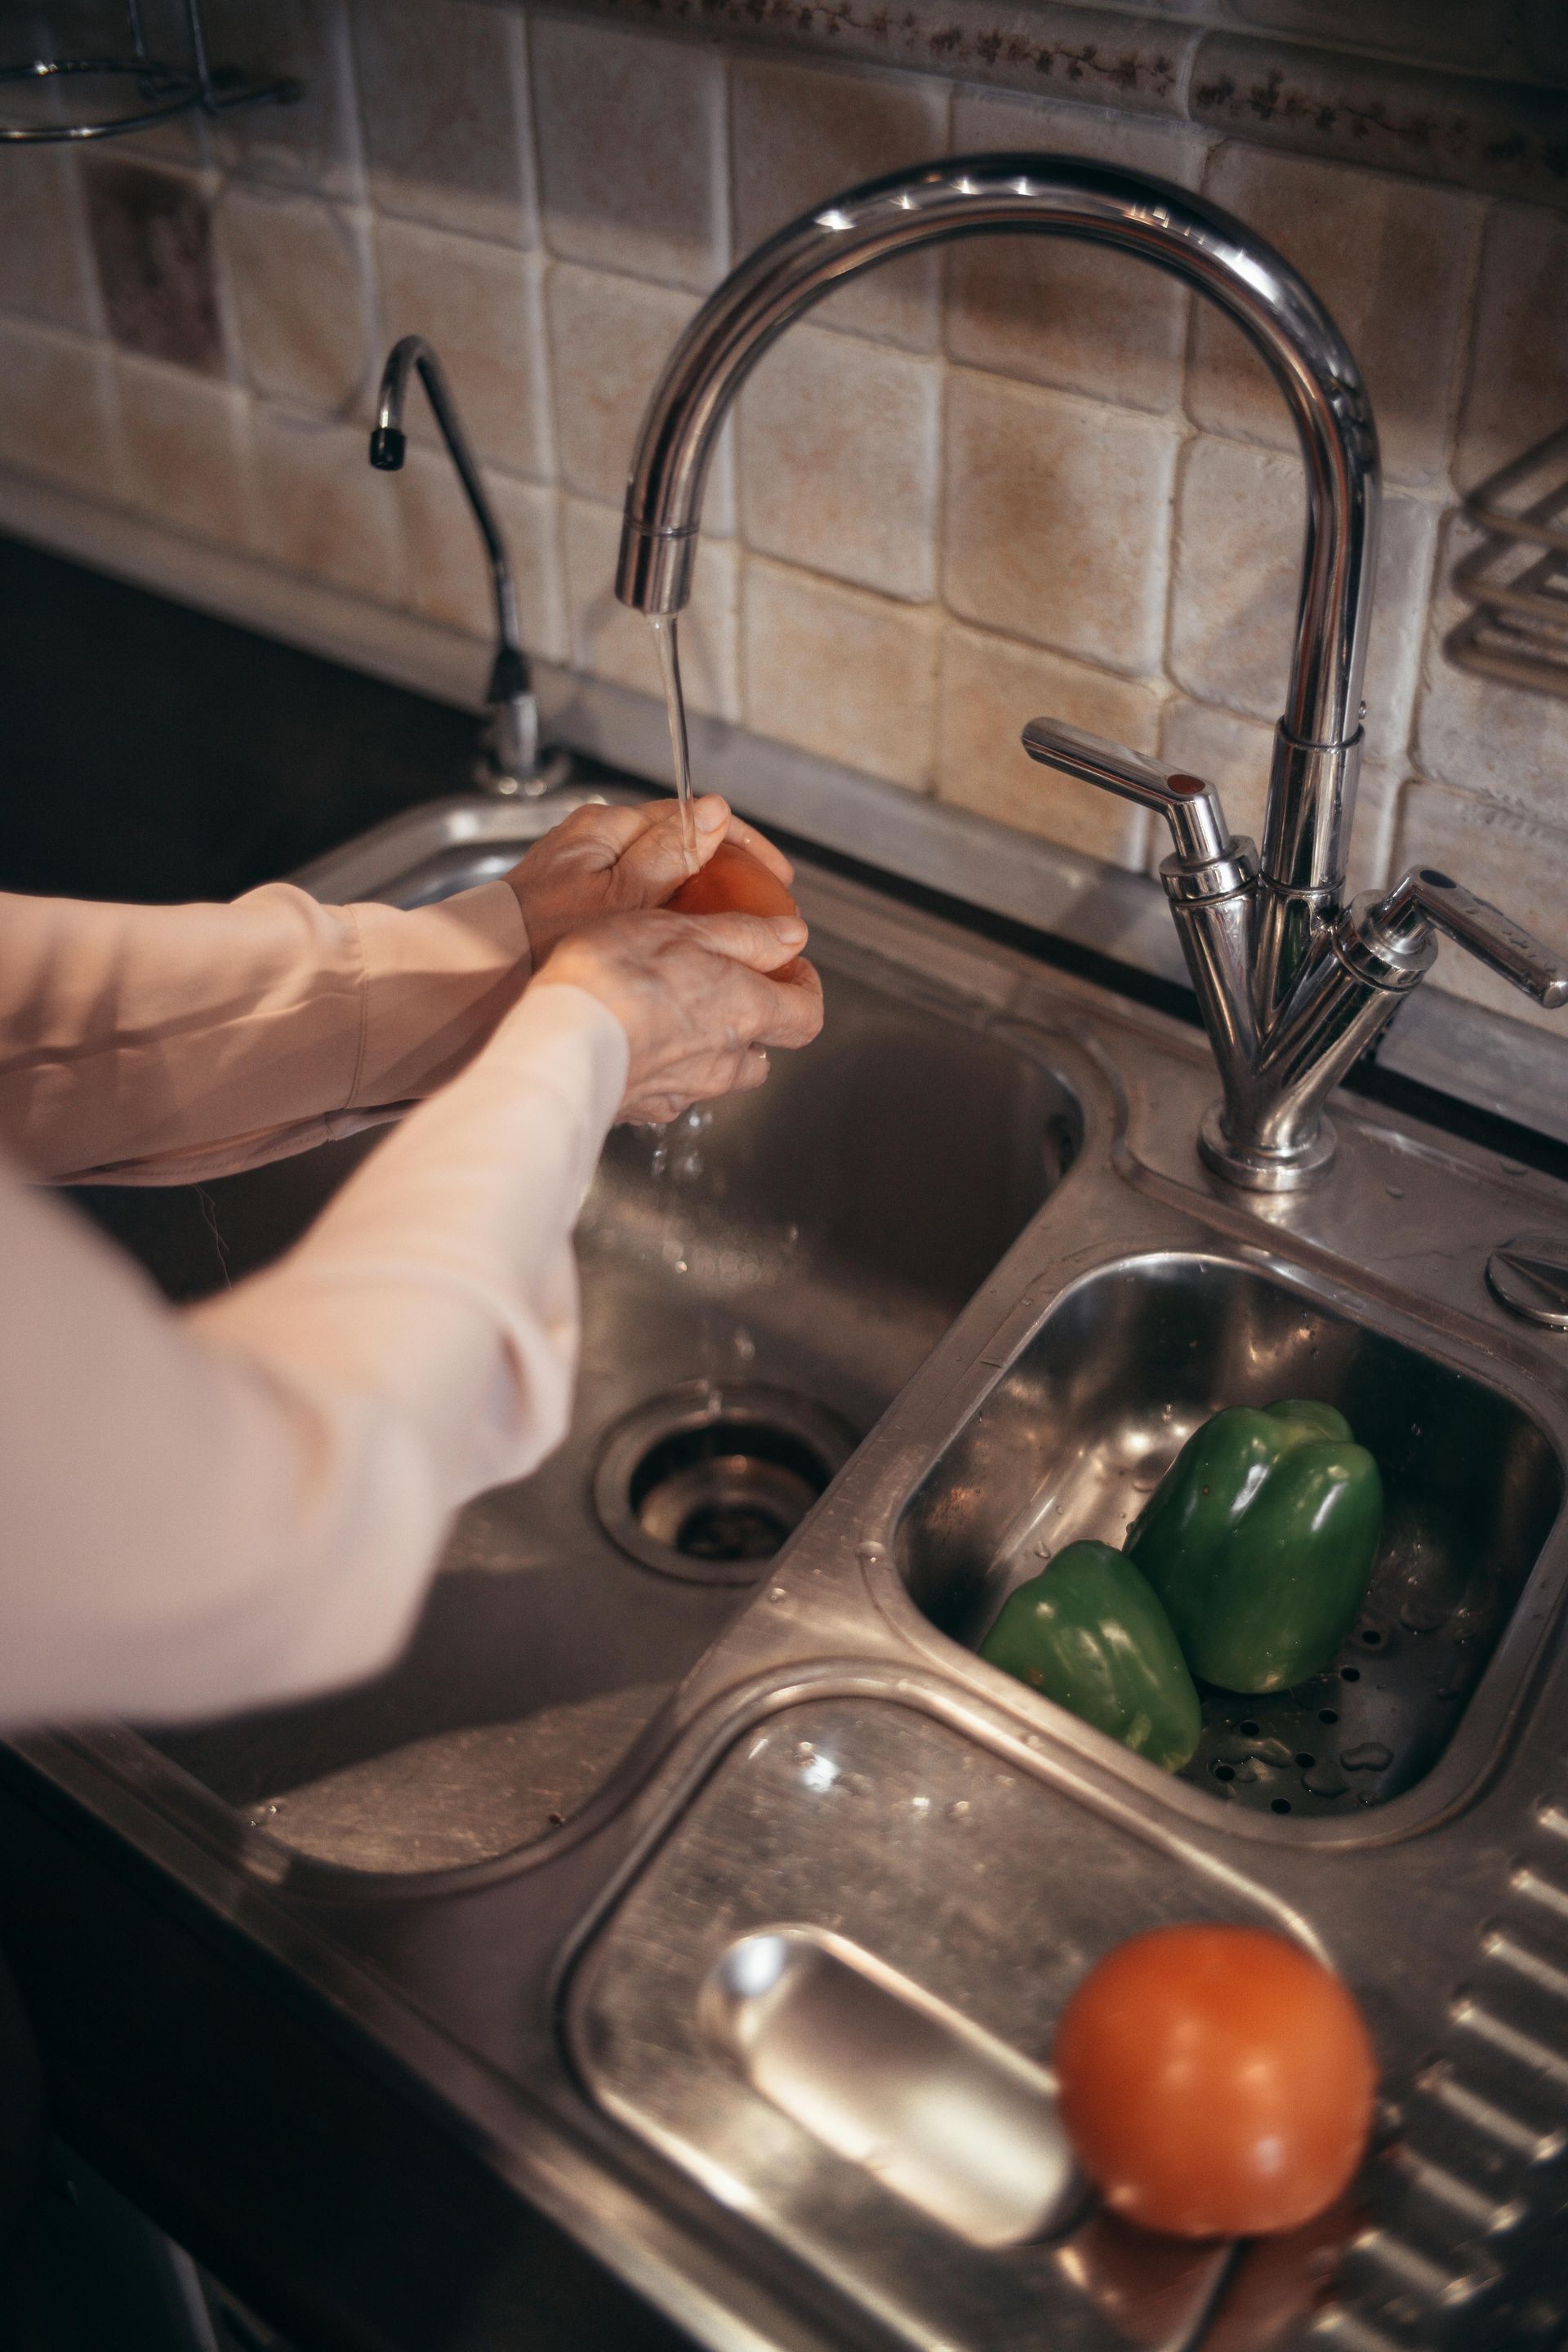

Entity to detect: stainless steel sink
[27,785,1568,2352]
[83,793,1079,1874]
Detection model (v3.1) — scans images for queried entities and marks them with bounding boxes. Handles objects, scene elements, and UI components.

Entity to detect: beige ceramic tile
[1168,435,1438,765]
[530,18,725,293]
[942,371,1180,675]
[1414,514,1568,831]
[1392,777,1568,1038]
[116,354,259,549]
[1159,697,1395,895]
[545,263,732,531]
[742,557,936,791]
[254,407,403,600]
[1188,146,1478,486]
[1454,206,1568,495]
[218,184,372,416]
[375,218,550,480]
[948,92,1207,416]
[0,147,100,333]
[563,497,738,723]
[0,319,122,501]
[732,58,947,351]
[937,622,1157,867]
[207,0,364,202]
[394,446,566,663]
[352,0,534,246]
[738,324,938,602]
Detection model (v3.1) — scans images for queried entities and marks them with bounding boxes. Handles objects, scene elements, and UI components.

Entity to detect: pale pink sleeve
[0,981,629,1729]
[0,879,531,1184]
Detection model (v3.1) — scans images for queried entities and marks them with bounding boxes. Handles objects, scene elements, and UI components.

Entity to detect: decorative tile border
[527,0,1568,208]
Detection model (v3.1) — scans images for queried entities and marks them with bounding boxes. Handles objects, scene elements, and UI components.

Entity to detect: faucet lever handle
[1022,716,1234,867]
[1365,867,1568,1008]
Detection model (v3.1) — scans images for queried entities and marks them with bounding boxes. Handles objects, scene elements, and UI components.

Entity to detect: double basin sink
[48,784,1568,2350]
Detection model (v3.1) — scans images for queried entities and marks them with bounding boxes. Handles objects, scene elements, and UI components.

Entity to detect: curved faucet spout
[616,153,1379,931]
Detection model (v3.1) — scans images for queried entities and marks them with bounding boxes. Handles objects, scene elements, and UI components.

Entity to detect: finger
[669,910,808,973]
[724,813,794,886]
[548,802,651,862]
[612,794,731,908]
[749,969,825,1050]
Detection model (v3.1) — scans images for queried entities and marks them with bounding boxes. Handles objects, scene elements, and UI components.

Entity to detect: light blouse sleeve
[0,878,531,1184]
[0,979,630,1730]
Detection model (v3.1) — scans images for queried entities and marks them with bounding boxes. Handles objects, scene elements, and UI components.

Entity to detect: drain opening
[595,1383,858,1585]
[632,1423,828,1564]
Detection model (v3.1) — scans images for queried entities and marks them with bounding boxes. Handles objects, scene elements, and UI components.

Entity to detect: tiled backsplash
[1,0,1566,1056]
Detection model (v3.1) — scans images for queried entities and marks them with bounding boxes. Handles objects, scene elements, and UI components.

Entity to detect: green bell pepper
[1127,1397,1382,1695]
[979,1539,1202,1772]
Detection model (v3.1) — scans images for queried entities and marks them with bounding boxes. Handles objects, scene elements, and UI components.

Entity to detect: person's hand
[532,908,823,1124]
[506,795,794,967]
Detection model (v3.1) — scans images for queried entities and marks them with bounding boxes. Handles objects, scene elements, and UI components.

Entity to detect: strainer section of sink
[595,1383,858,1585]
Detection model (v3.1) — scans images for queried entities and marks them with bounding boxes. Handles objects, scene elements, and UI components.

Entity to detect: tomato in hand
[667,840,800,924]
[1054,1924,1375,2238]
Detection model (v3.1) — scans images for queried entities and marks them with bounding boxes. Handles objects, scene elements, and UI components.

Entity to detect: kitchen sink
[81,794,1080,1874]
[25,781,1568,2352]
[896,1251,1563,1820]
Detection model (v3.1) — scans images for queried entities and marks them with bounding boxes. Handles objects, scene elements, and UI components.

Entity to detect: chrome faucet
[371,335,554,795]
[616,157,1567,1188]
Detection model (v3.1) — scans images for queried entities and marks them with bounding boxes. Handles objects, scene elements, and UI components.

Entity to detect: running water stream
[648,612,700,877]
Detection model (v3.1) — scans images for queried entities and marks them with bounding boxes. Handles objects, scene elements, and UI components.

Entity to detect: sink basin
[897,1250,1563,1821]
[80,814,1080,1874]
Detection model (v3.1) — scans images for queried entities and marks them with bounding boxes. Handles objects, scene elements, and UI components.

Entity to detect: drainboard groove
[1415,2060,1568,2167]
[1349,2225,1503,2308]
[1509,1864,1568,1927]
[1449,1996,1568,2092]
[1480,1927,1568,2007]
[1388,2145,1526,2239]
[1307,2312,1410,2351]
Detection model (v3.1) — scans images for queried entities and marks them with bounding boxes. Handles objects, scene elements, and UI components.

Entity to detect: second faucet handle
[1348,867,1568,1008]
[1021,717,1238,870]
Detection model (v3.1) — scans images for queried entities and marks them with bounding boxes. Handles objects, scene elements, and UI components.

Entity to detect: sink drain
[595,1383,858,1585]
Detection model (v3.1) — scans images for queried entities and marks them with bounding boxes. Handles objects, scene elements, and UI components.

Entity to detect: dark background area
[0,533,476,902]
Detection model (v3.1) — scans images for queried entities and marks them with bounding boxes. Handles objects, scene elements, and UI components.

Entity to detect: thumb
[675,908,808,972]
[618,795,730,906]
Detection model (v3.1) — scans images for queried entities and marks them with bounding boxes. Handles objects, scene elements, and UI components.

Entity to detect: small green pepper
[1127,1398,1383,1695]
[980,1539,1202,1772]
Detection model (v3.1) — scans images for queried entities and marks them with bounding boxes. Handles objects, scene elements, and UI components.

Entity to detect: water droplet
[768,1584,787,1604]
[911,1794,931,1815]
[1386,1184,1405,1199]
[948,1799,972,1820]
[1340,1741,1393,1773]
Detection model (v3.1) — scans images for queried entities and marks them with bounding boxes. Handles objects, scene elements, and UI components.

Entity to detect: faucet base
[1198,1100,1337,1192]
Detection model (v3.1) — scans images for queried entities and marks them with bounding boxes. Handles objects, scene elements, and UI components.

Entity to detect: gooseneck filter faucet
[371,334,542,794]
[616,157,1566,1189]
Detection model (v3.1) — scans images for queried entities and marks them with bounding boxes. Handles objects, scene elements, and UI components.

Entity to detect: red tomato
[667,840,800,924]
[1054,1925,1375,2238]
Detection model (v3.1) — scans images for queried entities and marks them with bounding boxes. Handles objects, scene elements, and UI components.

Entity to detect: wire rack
[1446,420,1568,703]
[1,0,300,144]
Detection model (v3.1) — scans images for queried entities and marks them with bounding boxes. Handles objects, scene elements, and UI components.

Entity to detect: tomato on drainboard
[1054,1923,1376,2240]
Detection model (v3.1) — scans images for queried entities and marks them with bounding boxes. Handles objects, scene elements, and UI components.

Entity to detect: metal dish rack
[1446,420,1568,702]
[1,0,299,144]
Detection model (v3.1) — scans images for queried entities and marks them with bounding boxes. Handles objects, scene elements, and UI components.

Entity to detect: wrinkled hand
[532,908,823,1125]
[506,794,794,967]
